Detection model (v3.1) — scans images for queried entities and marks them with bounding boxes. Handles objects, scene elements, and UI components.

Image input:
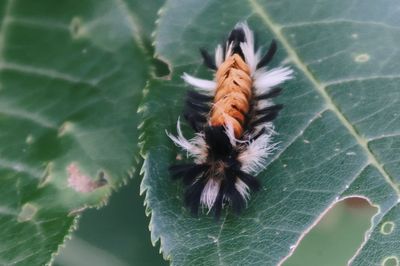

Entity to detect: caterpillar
[167,22,293,219]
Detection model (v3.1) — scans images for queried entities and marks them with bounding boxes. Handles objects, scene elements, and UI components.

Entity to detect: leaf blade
[141,0,400,265]
[0,0,161,264]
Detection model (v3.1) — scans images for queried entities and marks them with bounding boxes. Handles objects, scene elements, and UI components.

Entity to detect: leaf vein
[281,19,400,32]
[0,61,96,86]
[250,0,400,197]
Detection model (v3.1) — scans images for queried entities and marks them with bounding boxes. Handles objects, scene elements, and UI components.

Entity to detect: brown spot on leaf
[67,163,99,193]
[17,203,37,222]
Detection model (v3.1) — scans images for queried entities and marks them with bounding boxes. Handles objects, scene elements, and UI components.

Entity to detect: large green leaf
[140,0,400,265]
[0,0,160,265]
[54,173,167,266]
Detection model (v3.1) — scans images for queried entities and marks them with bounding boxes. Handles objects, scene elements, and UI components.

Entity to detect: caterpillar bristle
[237,171,261,192]
[167,21,293,219]
[185,100,210,114]
[251,111,281,127]
[200,48,217,70]
[255,87,283,100]
[169,164,208,185]
[255,104,284,116]
[256,39,277,69]
[186,90,214,102]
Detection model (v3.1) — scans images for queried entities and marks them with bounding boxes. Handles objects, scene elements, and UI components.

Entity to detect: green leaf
[0,0,161,265]
[54,173,167,266]
[140,0,400,265]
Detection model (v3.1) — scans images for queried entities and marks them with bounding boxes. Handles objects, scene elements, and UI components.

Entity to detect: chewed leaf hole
[142,38,171,78]
[382,256,399,266]
[354,53,370,63]
[283,198,377,266]
[381,221,395,235]
[152,57,171,79]
[67,163,107,193]
[70,17,86,39]
[25,134,34,144]
[97,171,108,186]
[17,203,38,222]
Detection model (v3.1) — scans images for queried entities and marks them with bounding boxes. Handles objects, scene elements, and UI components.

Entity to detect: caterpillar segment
[167,22,293,219]
[210,54,252,138]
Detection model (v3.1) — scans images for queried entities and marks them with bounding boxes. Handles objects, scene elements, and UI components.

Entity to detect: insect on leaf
[140,0,400,265]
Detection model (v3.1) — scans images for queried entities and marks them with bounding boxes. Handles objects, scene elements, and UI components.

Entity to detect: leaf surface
[140,0,400,265]
[0,0,161,264]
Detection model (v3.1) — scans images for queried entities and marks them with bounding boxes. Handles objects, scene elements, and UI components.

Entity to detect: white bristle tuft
[201,178,221,210]
[224,122,237,147]
[235,21,258,74]
[235,178,250,201]
[182,73,216,93]
[166,118,208,163]
[215,44,224,67]
[239,131,278,174]
[253,67,294,94]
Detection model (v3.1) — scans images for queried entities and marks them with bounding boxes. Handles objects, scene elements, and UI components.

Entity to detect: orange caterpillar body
[211,54,252,138]
[168,22,293,218]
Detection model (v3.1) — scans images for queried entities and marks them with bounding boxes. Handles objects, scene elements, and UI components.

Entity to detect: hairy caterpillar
[167,22,293,219]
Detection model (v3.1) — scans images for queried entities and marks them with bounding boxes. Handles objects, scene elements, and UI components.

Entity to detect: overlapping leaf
[0,0,162,264]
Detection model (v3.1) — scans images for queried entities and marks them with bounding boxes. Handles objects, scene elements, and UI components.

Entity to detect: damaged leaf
[0,0,162,264]
[140,0,400,265]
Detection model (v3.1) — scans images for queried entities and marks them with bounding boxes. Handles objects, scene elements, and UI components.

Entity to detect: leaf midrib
[114,0,147,52]
[0,0,12,61]
[249,0,400,197]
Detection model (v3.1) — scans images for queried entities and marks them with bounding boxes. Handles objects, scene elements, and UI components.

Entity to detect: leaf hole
[283,198,377,266]
[354,53,370,63]
[38,163,52,188]
[58,121,74,137]
[70,17,86,39]
[141,38,171,79]
[381,221,395,235]
[97,171,108,187]
[17,203,38,222]
[25,134,34,144]
[152,57,171,79]
[382,256,399,266]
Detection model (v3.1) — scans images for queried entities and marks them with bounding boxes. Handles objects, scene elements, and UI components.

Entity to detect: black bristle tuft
[187,90,213,103]
[183,90,212,131]
[251,111,279,127]
[169,164,209,185]
[228,27,246,59]
[228,27,246,44]
[224,177,246,215]
[183,111,206,132]
[247,127,267,142]
[255,104,284,116]
[184,178,206,215]
[169,164,195,179]
[255,87,282,100]
[200,48,217,70]
[251,107,282,127]
[237,171,261,191]
[256,39,277,69]
[185,100,210,113]
[205,126,233,159]
[231,190,246,214]
[213,182,225,220]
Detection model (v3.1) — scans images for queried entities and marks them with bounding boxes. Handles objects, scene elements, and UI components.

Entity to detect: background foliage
[0,0,399,265]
